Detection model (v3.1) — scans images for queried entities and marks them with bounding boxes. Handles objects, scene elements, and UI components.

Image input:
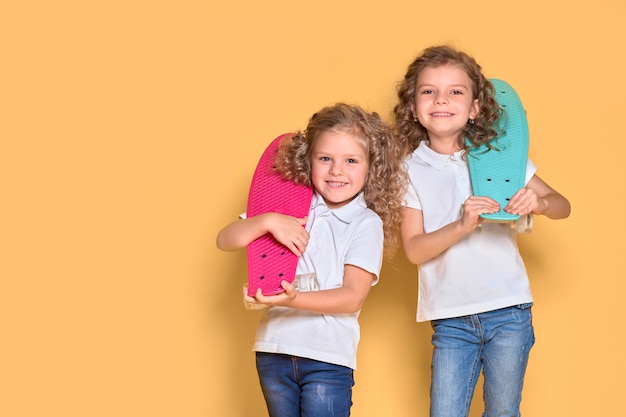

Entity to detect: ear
[469,98,479,120]
[410,101,416,118]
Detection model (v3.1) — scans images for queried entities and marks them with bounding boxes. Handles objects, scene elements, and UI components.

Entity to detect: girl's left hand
[505,187,546,215]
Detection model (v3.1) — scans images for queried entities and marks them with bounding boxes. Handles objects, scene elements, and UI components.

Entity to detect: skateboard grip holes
[259,275,265,280]
[261,254,267,258]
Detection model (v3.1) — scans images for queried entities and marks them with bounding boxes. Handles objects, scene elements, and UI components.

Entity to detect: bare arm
[505,174,571,219]
[400,174,570,267]
[245,264,375,314]
[216,212,309,255]
[400,196,500,265]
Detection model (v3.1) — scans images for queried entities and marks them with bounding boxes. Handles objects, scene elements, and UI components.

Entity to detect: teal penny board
[467,79,529,221]
[246,134,313,296]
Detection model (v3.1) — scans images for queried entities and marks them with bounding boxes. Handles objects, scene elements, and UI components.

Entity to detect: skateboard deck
[467,78,530,229]
[246,133,314,297]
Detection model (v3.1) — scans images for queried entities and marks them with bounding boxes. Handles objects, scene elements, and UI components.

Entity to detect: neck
[427,137,462,155]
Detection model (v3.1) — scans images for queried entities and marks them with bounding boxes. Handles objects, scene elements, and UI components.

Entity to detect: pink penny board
[246,133,313,296]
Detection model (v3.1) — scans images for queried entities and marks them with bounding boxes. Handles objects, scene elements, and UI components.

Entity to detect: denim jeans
[430,304,535,417]
[256,352,354,417]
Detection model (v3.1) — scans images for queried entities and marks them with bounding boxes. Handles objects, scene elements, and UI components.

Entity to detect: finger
[287,241,303,256]
[293,233,310,254]
[242,289,258,304]
[255,287,264,299]
[242,284,250,297]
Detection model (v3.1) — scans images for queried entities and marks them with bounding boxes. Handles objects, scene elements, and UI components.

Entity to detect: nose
[329,161,342,176]
[434,91,448,104]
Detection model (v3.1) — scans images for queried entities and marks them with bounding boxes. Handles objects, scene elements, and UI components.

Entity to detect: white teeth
[432,112,452,117]
[328,182,345,187]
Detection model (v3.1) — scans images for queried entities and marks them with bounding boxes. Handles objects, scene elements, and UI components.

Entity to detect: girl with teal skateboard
[393,45,571,417]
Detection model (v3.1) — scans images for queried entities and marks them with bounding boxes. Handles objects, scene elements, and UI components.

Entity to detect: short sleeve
[344,214,384,285]
[524,159,537,185]
[404,180,422,210]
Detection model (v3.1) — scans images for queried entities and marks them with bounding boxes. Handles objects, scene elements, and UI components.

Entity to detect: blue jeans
[430,304,535,417]
[256,352,354,417]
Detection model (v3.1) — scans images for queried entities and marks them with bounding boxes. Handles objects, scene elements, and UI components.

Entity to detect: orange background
[1,1,624,416]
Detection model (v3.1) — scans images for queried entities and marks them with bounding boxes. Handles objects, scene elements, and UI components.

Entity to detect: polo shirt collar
[415,141,465,171]
[311,191,367,224]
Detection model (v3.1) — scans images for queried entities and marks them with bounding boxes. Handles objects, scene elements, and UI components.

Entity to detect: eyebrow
[417,83,469,89]
[313,151,365,159]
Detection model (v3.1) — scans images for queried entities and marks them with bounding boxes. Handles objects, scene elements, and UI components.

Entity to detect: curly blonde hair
[392,45,503,157]
[274,103,407,258]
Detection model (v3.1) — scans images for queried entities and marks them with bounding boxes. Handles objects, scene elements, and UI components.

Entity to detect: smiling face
[310,129,369,209]
[412,64,479,146]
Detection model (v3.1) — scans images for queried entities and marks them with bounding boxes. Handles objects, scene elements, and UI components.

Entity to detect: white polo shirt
[405,142,536,322]
[253,191,383,369]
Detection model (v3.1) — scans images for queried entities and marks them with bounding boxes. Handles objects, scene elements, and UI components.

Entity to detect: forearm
[216,215,269,251]
[258,266,375,314]
[403,220,468,265]
[288,286,370,314]
[536,191,571,219]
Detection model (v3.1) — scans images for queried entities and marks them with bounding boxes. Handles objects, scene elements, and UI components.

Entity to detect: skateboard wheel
[475,214,532,234]
[513,214,533,234]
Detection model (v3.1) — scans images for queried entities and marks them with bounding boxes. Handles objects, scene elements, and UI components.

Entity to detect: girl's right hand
[264,213,309,256]
[460,196,500,232]
[244,280,298,308]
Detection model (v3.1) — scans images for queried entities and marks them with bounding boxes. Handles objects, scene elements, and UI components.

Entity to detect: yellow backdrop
[2,1,624,416]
